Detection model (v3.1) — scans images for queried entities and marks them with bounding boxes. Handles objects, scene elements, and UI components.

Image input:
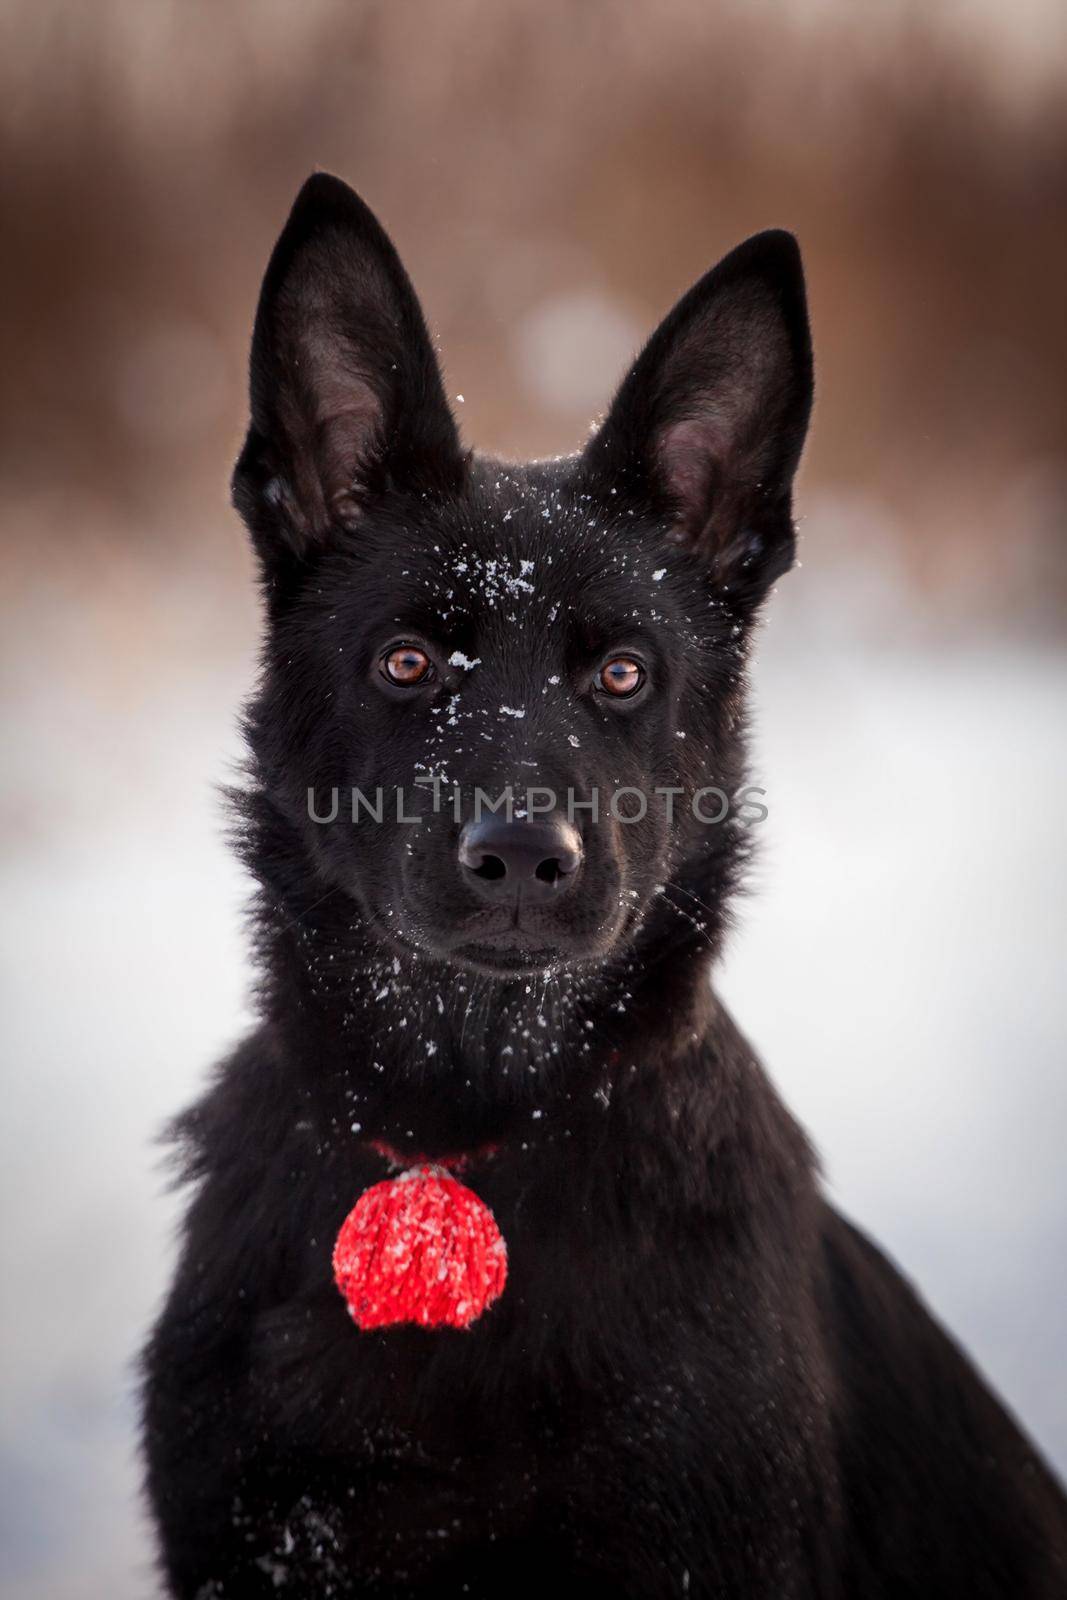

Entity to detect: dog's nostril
[534,857,563,886]
[473,854,507,882]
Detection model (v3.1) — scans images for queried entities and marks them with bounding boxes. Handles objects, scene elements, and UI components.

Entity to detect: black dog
[142,174,1066,1597]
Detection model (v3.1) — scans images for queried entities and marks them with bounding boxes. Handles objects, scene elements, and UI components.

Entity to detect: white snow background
[2,538,1065,1598]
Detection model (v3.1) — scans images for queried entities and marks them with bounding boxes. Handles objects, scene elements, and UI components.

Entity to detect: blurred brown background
[1,4,1065,1597]
[2,0,1066,627]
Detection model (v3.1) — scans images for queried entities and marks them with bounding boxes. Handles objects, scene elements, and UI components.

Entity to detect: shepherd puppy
[141,174,1067,1597]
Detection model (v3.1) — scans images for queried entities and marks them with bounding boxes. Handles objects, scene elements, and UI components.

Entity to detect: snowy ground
[2,576,1065,1598]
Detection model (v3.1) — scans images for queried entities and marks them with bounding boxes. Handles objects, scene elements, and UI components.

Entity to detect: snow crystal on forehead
[449,548,537,608]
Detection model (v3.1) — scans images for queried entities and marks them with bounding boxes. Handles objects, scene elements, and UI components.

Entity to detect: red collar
[368,1138,502,1175]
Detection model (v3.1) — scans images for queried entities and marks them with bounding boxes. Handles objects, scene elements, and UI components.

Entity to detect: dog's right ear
[232,174,464,590]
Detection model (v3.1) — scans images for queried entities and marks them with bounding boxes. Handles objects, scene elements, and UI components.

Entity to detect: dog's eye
[598,657,645,698]
[381,645,434,686]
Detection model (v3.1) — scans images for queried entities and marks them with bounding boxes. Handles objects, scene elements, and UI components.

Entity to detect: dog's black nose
[458,815,583,901]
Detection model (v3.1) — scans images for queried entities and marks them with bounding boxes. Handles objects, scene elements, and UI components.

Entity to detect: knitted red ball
[332,1165,508,1330]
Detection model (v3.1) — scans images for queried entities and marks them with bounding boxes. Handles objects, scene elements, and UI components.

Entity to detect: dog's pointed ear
[232,174,464,577]
[582,230,812,606]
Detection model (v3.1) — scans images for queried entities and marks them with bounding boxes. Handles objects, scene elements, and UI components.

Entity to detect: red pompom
[332,1166,508,1330]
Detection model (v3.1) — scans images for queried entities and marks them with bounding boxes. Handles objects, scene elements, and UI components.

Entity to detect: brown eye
[382,645,433,686]
[598,657,645,698]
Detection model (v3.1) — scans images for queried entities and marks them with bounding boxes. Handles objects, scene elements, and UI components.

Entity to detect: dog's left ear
[582,230,812,607]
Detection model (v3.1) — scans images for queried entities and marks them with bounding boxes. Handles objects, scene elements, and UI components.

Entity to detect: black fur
[142,174,1067,1597]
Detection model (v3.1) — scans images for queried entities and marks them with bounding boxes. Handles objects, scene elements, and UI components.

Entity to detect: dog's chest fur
[209,1014,835,1595]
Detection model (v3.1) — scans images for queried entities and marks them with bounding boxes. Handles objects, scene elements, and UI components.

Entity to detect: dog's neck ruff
[332,1138,508,1332]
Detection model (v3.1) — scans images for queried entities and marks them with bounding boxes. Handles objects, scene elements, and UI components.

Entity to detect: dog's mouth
[416,903,641,978]
[452,937,566,977]
[359,876,645,979]
[360,899,576,976]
